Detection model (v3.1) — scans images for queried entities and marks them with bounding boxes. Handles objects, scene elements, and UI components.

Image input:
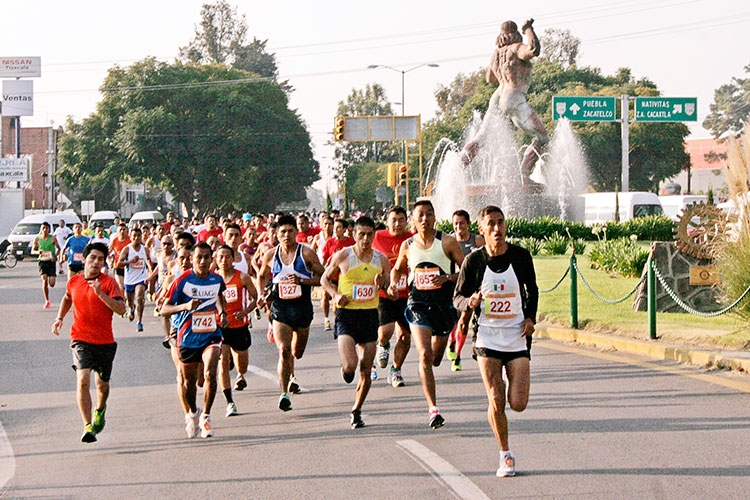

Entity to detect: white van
[658,195,708,222]
[8,213,82,258]
[582,192,663,225]
[128,210,164,227]
[89,210,120,232]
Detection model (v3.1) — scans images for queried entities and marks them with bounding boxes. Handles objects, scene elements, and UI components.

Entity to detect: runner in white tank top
[117,227,153,332]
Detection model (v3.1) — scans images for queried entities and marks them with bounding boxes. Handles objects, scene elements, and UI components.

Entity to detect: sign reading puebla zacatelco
[552,96,616,122]
[634,97,697,122]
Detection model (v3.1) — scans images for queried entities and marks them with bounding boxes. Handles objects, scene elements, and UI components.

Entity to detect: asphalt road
[1,261,749,500]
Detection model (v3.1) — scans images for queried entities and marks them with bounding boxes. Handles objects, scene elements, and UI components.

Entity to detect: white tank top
[233,251,249,274]
[476,263,526,352]
[317,233,332,262]
[124,243,148,286]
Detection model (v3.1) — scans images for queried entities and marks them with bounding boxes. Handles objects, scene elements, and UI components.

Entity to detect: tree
[539,28,581,68]
[703,63,750,139]
[58,58,318,215]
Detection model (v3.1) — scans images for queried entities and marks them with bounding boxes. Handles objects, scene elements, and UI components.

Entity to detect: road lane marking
[0,421,15,490]
[396,439,491,500]
[536,340,750,393]
[247,365,278,384]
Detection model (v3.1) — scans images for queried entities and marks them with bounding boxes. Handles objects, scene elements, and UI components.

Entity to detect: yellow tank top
[337,247,383,310]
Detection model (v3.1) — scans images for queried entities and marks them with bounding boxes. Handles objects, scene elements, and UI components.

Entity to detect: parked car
[8,213,82,259]
[89,210,120,233]
[658,195,708,222]
[128,210,164,228]
[582,192,663,225]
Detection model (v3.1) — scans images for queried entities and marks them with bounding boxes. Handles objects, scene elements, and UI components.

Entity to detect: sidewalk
[536,324,750,374]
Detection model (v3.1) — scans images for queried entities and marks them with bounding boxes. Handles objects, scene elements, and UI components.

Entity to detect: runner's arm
[254,250,273,308]
[320,252,344,299]
[240,272,258,314]
[388,241,409,295]
[52,294,73,336]
[454,252,483,312]
[443,235,465,283]
[31,236,39,255]
[117,246,130,267]
[302,247,324,286]
[378,253,392,291]
[92,278,127,316]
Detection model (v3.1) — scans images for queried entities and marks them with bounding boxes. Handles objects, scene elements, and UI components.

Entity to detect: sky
[2,0,748,193]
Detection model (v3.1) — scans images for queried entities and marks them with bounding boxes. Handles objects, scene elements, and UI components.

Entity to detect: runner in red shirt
[322,219,355,265]
[197,215,223,242]
[295,214,320,246]
[109,224,131,296]
[52,241,126,443]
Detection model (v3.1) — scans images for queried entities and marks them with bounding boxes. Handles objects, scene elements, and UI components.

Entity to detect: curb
[535,324,750,374]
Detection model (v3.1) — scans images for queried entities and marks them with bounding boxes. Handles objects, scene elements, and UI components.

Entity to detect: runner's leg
[392,322,411,370]
[354,341,377,410]
[94,372,110,412]
[219,344,233,402]
[410,325,438,408]
[76,368,93,425]
[171,346,190,413]
[505,357,530,413]
[134,284,146,323]
[274,321,294,393]
[431,336,449,367]
[477,356,509,450]
[291,327,310,359]
[201,345,221,414]
[180,362,200,413]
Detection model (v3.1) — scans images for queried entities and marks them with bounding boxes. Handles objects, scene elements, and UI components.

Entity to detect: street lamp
[367,63,439,116]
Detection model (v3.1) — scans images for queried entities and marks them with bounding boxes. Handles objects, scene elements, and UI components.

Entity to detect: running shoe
[137,322,143,332]
[278,393,292,412]
[370,366,378,381]
[153,308,160,317]
[496,453,516,477]
[43,300,50,309]
[350,409,365,429]
[451,356,462,372]
[254,308,262,320]
[81,423,97,443]
[288,376,300,394]
[267,325,274,343]
[388,367,405,388]
[147,293,153,302]
[429,408,445,429]
[128,310,134,322]
[325,319,332,331]
[225,402,238,417]
[161,335,171,349]
[376,343,390,368]
[185,410,200,438]
[234,376,247,391]
[446,341,457,361]
[92,405,106,434]
[199,413,214,438]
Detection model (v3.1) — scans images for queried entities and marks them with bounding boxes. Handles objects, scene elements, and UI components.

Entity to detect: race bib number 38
[414,267,441,291]
[192,311,216,333]
[352,283,376,302]
[224,285,238,303]
[484,292,519,319]
[279,282,302,300]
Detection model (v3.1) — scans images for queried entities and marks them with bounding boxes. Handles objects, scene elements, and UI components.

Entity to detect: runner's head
[205,214,218,231]
[277,215,298,247]
[216,244,235,272]
[318,211,328,226]
[296,215,310,234]
[161,236,174,255]
[175,231,195,249]
[193,241,213,276]
[206,234,221,252]
[386,206,408,235]
[40,222,50,236]
[94,224,105,238]
[477,205,506,245]
[130,227,143,245]
[72,223,82,237]
[353,216,376,250]
[117,223,128,239]
[177,244,193,271]
[58,219,66,228]
[268,221,280,246]
[322,216,334,235]
[411,200,436,234]
[223,222,242,250]
[166,211,175,223]
[333,218,348,239]
[83,242,109,276]
[452,210,471,238]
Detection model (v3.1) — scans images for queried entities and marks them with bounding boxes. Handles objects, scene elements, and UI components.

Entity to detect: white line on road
[396,439,491,500]
[247,365,278,384]
[0,421,16,490]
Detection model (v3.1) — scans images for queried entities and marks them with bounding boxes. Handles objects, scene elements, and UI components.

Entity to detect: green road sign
[635,97,697,122]
[552,96,616,121]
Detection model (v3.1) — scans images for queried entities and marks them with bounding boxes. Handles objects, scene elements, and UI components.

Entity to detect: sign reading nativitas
[635,97,697,122]
[2,80,33,116]
[0,57,41,78]
[0,158,30,182]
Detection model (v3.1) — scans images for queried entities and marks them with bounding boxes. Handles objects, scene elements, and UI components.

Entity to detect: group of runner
[49,202,538,477]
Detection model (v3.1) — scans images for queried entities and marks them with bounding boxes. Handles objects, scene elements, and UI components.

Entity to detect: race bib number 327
[279,283,302,300]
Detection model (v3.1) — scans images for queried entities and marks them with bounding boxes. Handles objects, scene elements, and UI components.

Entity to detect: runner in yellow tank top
[321,216,392,429]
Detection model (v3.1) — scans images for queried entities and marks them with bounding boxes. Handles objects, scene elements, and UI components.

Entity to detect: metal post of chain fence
[648,258,657,339]
[570,254,578,329]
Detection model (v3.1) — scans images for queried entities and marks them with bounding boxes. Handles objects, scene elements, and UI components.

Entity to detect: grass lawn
[534,252,750,350]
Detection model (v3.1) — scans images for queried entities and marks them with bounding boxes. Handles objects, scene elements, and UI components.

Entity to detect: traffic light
[334,118,345,141]
[386,163,398,188]
[398,164,407,186]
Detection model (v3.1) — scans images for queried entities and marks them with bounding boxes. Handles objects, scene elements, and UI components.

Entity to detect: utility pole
[48,125,55,212]
[621,95,630,193]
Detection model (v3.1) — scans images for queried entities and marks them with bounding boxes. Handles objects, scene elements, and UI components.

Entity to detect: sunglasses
[162,241,174,246]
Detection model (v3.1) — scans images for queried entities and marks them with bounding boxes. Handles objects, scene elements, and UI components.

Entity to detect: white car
[8,213,82,258]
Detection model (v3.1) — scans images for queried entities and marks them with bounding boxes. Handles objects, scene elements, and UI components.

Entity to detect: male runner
[52,242,126,442]
[256,215,324,411]
[389,200,464,428]
[61,223,91,278]
[321,219,355,265]
[117,227,153,332]
[161,242,229,438]
[321,216,391,428]
[295,214,319,246]
[197,215,223,242]
[447,210,485,371]
[32,222,61,308]
[453,205,537,477]
[372,206,413,386]
[216,245,257,416]
[252,222,279,334]
[54,220,73,275]
[109,224,131,294]
[312,216,334,330]
[223,223,251,275]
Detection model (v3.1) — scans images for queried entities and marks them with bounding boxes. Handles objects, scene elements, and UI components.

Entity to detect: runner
[312,215,334,330]
[295,214,319,246]
[161,241,229,438]
[145,224,165,300]
[215,244,257,416]
[81,221,93,238]
[321,216,391,428]
[61,223,90,278]
[453,205,537,477]
[109,224,131,295]
[108,217,121,238]
[389,200,464,429]
[251,221,279,331]
[447,210,486,371]
[223,223,251,274]
[321,219,355,265]
[117,227,153,332]
[156,243,192,374]
[32,222,61,308]
[372,206,413,385]
[197,215,222,243]
[256,215,324,411]
[51,242,126,443]
[54,220,73,275]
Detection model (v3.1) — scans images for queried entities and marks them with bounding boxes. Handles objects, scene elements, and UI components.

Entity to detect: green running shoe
[446,341,457,361]
[81,424,97,443]
[92,406,106,434]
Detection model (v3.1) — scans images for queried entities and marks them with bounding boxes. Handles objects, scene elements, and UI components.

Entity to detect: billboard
[2,80,33,116]
[0,57,41,78]
[0,158,30,182]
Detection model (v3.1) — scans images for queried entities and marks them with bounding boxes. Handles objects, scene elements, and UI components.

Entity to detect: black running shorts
[179,336,222,364]
[69,263,84,273]
[71,341,118,382]
[473,347,530,365]
[377,297,409,328]
[270,299,313,331]
[38,260,56,277]
[334,308,379,344]
[404,302,458,338]
[222,325,252,352]
[115,267,125,277]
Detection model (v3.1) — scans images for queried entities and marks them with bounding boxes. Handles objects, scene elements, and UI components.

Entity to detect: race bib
[131,260,145,270]
[224,285,239,303]
[484,292,520,319]
[40,251,53,260]
[352,282,376,302]
[73,252,84,263]
[192,311,216,333]
[279,282,302,300]
[414,267,441,291]
[396,275,408,291]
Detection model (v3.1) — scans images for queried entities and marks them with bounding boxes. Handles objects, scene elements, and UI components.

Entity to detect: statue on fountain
[460,18,549,192]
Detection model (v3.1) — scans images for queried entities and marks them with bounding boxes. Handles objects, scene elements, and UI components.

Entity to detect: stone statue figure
[461,18,549,191]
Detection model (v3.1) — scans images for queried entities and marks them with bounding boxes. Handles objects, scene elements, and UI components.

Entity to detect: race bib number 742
[192,311,216,333]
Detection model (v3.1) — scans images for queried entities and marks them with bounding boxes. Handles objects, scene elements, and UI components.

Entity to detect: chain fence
[572,260,647,305]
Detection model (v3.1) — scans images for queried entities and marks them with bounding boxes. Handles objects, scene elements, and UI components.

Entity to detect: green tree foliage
[703,63,750,139]
[345,162,391,210]
[58,58,318,215]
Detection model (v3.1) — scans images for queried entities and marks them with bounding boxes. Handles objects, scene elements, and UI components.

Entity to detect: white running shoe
[225,402,238,417]
[185,411,199,438]
[376,343,390,368]
[496,453,516,477]
[199,413,214,438]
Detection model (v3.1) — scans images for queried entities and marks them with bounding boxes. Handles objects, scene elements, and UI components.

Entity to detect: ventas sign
[2,80,33,116]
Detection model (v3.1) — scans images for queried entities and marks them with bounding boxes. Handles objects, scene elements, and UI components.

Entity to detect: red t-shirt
[111,237,131,269]
[322,237,355,265]
[67,273,123,344]
[296,227,320,245]
[198,228,223,242]
[373,229,413,298]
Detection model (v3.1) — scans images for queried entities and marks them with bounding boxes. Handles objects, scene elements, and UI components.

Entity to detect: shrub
[589,238,649,277]
[543,232,569,255]
[517,237,543,256]
[571,238,587,255]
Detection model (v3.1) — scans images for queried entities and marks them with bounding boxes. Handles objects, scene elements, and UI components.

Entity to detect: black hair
[354,216,375,229]
[224,222,241,233]
[83,242,109,259]
[118,223,128,229]
[176,232,196,246]
[387,206,407,217]
[477,205,505,220]
[452,210,470,223]
[269,221,279,229]
[217,244,235,258]
[413,199,434,211]
[41,222,51,230]
[334,218,349,229]
[277,215,297,228]
[194,241,213,254]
